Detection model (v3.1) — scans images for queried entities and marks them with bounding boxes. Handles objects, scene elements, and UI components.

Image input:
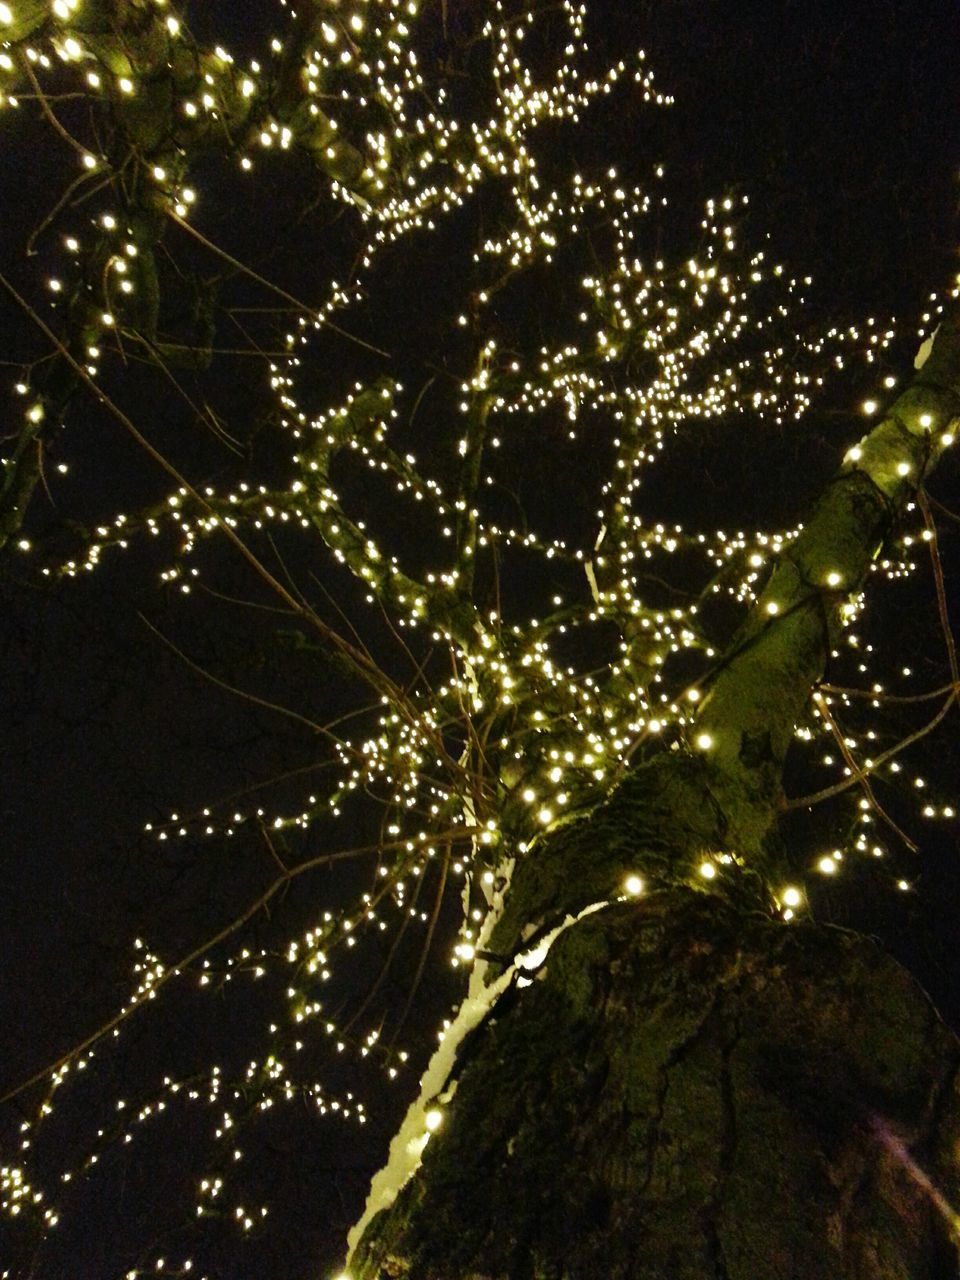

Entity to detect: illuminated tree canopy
[1,1,959,1277]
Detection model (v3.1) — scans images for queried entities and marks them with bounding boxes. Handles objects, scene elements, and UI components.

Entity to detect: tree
[1,1,959,1276]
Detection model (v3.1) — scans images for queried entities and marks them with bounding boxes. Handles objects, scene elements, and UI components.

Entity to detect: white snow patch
[344,965,514,1263]
[915,324,940,370]
[342,898,610,1269]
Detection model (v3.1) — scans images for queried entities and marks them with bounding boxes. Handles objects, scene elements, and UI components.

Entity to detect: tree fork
[347,316,960,1276]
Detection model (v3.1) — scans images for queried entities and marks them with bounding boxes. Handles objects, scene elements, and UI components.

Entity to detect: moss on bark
[352,890,960,1279]
[348,315,960,1278]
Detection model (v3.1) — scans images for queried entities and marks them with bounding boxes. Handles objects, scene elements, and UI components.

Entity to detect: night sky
[1,1,959,1277]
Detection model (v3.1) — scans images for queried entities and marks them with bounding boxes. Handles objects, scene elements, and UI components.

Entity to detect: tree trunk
[350,865,960,1279]
[348,316,960,1277]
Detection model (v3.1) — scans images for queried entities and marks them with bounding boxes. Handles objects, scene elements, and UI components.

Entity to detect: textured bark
[349,315,960,1276]
[352,889,960,1279]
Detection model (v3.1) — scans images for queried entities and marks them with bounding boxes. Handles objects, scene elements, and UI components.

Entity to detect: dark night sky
[1,2,959,1276]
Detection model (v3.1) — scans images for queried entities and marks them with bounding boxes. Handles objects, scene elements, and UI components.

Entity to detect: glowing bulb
[817,857,837,875]
[424,1109,442,1132]
[782,886,802,908]
[624,874,644,896]
[862,399,877,415]
[896,461,910,476]
[695,732,713,750]
[699,862,716,880]
[825,571,842,587]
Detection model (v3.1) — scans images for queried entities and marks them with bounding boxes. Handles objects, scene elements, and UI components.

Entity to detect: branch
[0,828,479,1106]
[694,307,960,846]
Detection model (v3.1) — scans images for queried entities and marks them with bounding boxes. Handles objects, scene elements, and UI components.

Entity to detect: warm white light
[695,732,713,750]
[699,862,716,880]
[782,886,802,908]
[424,1109,442,1132]
[624,874,644,896]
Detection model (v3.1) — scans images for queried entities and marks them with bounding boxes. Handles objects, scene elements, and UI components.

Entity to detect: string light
[0,0,956,1272]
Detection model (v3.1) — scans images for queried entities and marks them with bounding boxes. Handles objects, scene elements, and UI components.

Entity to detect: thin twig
[138,612,351,747]
[19,53,94,159]
[918,488,960,689]
[0,269,415,716]
[787,691,957,810]
[387,841,452,1051]
[793,692,919,852]
[167,211,391,358]
[123,328,245,454]
[0,827,478,1106]
[818,680,954,705]
[257,818,289,873]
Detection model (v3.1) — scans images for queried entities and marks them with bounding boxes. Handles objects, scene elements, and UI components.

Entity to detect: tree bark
[352,887,960,1279]
[348,316,960,1277]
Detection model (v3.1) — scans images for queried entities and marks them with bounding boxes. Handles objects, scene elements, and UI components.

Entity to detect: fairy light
[0,0,954,1270]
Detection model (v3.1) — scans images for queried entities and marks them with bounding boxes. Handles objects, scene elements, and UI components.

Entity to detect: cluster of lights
[1,0,958,1273]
